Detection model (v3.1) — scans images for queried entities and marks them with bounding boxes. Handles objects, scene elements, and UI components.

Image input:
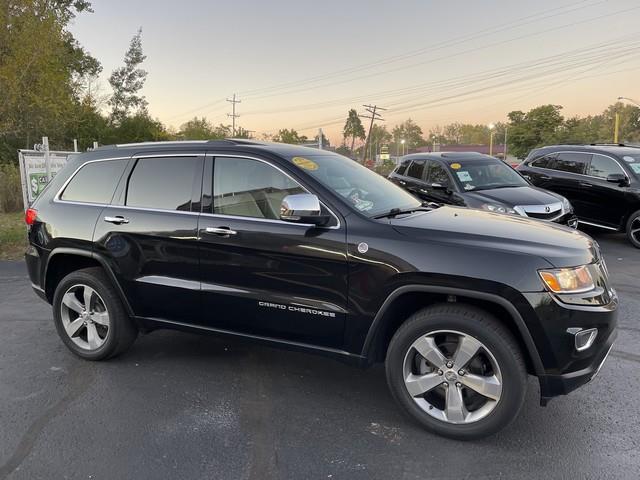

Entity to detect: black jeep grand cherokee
[25,140,617,440]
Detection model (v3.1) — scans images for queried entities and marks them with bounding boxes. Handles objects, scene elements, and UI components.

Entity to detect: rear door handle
[205,226,237,236]
[579,182,593,187]
[104,215,129,225]
[539,175,551,180]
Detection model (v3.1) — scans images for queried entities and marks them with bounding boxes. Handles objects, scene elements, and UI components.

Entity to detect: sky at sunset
[69,0,640,144]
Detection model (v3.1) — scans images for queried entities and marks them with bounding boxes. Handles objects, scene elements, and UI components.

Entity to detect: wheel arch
[44,248,133,316]
[361,285,545,376]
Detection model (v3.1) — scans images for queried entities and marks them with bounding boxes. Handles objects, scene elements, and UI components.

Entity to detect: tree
[108,28,147,123]
[179,117,214,140]
[392,119,424,154]
[0,0,100,158]
[342,109,365,153]
[273,128,306,144]
[507,105,564,158]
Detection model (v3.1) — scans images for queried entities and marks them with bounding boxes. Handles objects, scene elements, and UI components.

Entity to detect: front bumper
[522,289,617,401]
[538,328,616,400]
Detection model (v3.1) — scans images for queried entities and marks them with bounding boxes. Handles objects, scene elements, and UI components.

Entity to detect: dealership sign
[18,138,76,208]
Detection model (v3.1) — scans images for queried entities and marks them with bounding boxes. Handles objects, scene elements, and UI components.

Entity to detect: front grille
[526,210,562,220]
[516,202,564,221]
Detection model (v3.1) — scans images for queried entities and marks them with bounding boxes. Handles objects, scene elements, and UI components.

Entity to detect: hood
[463,186,562,207]
[389,206,597,267]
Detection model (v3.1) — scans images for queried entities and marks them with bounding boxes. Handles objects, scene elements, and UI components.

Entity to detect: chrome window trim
[52,152,342,229]
[205,153,341,230]
[528,151,630,182]
[53,156,131,205]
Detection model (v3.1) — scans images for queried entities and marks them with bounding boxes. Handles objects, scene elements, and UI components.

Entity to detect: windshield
[448,158,528,191]
[287,154,421,217]
[622,154,640,179]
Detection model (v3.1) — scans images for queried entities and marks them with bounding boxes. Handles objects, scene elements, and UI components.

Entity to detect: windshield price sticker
[630,163,640,174]
[292,157,319,171]
[456,171,473,182]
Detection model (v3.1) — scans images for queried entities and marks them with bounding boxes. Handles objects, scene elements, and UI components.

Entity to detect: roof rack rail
[589,143,640,148]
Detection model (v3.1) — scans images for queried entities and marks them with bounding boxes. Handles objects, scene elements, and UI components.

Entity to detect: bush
[0,163,24,213]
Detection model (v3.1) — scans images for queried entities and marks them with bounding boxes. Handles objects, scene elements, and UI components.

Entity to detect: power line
[166,0,606,122]
[359,105,386,162]
[226,94,241,136]
[239,0,602,99]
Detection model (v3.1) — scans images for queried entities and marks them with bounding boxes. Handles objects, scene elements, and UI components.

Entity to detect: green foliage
[273,128,307,144]
[392,119,425,154]
[343,109,365,153]
[0,211,26,259]
[108,28,148,123]
[0,0,101,159]
[177,117,232,140]
[0,163,22,212]
[507,105,564,158]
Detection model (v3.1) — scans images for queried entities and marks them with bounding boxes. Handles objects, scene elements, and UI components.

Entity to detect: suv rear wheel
[385,304,527,440]
[52,267,138,360]
[626,210,640,248]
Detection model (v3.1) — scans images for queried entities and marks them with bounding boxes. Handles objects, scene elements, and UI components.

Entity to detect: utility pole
[360,104,386,163]
[318,128,324,150]
[614,111,620,143]
[227,94,241,137]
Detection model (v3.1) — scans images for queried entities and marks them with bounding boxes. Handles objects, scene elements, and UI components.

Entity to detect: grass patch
[0,211,26,260]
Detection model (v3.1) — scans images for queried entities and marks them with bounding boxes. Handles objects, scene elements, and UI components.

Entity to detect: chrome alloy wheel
[60,284,110,350]
[631,217,640,244]
[402,330,502,424]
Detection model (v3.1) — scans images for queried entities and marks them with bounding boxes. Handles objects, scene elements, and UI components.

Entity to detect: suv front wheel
[385,304,527,440]
[52,267,138,360]
[626,210,640,249]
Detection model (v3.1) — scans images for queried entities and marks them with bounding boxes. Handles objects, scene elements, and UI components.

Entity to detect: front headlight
[561,197,572,212]
[539,265,595,294]
[482,203,516,215]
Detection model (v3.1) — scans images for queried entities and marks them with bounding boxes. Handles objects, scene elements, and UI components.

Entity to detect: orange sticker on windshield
[450,163,461,170]
[292,157,318,171]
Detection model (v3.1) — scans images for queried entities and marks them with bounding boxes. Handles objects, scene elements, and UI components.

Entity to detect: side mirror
[606,173,628,186]
[280,194,330,226]
[431,182,451,193]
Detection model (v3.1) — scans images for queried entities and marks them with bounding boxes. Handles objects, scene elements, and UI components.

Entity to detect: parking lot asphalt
[0,229,639,480]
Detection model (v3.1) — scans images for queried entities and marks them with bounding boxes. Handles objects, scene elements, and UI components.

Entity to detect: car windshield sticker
[349,190,374,211]
[450,163,462,170]
[292,156,318,171]
[623,156,635,163]
[630,163,640,174]
[456,171,473,182]
[463,184,475,190]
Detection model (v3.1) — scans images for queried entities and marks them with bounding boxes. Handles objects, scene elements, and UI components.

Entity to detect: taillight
[25,208,38,225]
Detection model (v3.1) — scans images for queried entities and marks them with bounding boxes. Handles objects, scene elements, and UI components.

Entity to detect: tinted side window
[213,157,305,219]
[395,159,411,176]
[427,161,451,186]
[61,159,128,204]
[555,153,590,175]
[530,154,555,169]
[588,154,624,179]
[126,157,199,211]
[406,159,426,180]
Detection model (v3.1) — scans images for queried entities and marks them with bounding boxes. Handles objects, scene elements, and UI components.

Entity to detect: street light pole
[488,123,495,156]
[618,96,640,107]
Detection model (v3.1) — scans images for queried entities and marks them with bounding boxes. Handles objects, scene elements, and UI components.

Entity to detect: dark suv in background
[25,140,616,439]
[389,152,578,227]
[517,144,640,248]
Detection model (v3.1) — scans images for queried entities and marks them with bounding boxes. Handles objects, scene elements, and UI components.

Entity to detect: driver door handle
[205,226,237,236]
[579,181,593,187]
[104,215,129,225]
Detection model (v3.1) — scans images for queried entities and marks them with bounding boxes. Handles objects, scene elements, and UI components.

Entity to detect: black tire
[385,303,527,440]
[626,210,640,249]
[52,267,137,360]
